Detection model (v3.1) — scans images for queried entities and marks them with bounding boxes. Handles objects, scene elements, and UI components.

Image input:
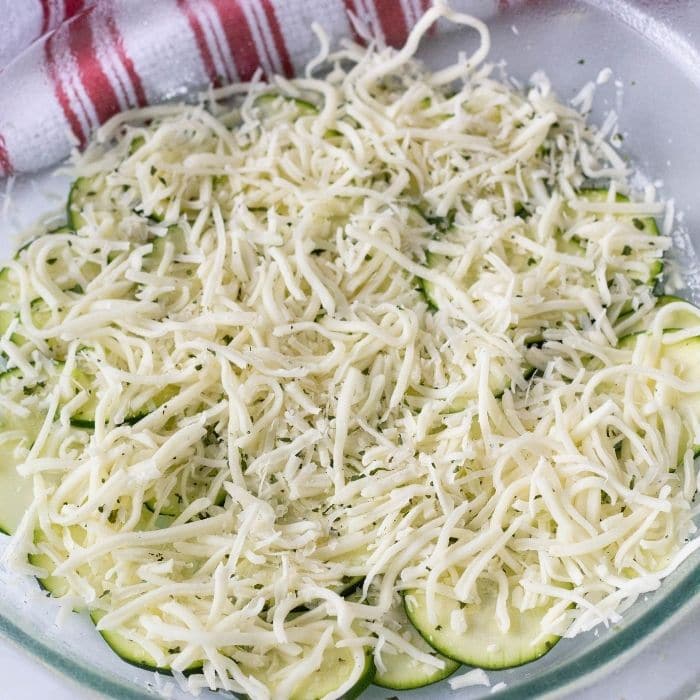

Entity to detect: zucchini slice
[144,466,227,517]
[0,428,37,536]
[333,575,364,598]
[620,296,700,335]
[67,176,95,231]
[143,225,189,273]
[47,224,74,235]
[31,524,203,674]
[374,595,460,690]
[287,644,374,700]
[580,188,659,235]
[578,189,662,285]
[91,610,203,675]
[418,250,440,311]
[254,92,319,118]
[0,266,20,305]
[404,579,561,670]
[28,530,71,597]
[618,327,700,454]
[0,370,45,535]
[66,362,103,429]
[91,610,165,672]
[69,175,165,230]
[652,295,700,328]
[69,368,178,429]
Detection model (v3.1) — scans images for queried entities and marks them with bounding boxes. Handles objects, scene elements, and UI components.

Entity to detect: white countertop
[1,605,698,700]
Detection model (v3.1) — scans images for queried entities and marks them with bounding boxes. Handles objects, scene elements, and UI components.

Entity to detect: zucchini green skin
[69,409,150,430]
[334,575,364,598]
[293,576,365,616]
[418,251,439,312]
[14,225,76,260]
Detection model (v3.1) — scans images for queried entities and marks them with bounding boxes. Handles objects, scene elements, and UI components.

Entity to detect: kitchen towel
[0,0,520,178]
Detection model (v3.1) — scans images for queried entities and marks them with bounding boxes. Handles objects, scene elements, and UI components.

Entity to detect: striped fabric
[0,0,517,178]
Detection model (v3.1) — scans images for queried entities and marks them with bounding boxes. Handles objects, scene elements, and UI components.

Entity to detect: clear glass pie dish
[0,1,699,698]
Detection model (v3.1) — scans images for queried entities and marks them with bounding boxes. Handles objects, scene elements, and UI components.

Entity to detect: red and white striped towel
[0,0,518,178]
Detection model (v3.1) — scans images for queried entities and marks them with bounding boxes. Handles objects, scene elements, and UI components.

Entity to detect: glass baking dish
[0,1,698,698]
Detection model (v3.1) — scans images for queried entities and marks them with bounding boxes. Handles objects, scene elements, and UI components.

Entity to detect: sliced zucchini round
[618,327,700,454]
[579,188,659,236]
[0,370,45,535]
[143,225,189,273]
[404,579,561,670]
[69,373,178,430]
[620,296,700,335]
[0,430,36,536]
[288,645,374,700]
[68,367,100,429]
[374,595,459,690]
[91,609,203,675]
[92,610,163,672]
[28,530,70,597]
[578,189,662,285]
[0,266,21,304]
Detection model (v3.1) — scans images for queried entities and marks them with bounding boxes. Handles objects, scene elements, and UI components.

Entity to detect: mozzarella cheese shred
[0,3,697,699]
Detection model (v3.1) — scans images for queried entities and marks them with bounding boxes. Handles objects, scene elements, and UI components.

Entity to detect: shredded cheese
[0,3,696,699]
